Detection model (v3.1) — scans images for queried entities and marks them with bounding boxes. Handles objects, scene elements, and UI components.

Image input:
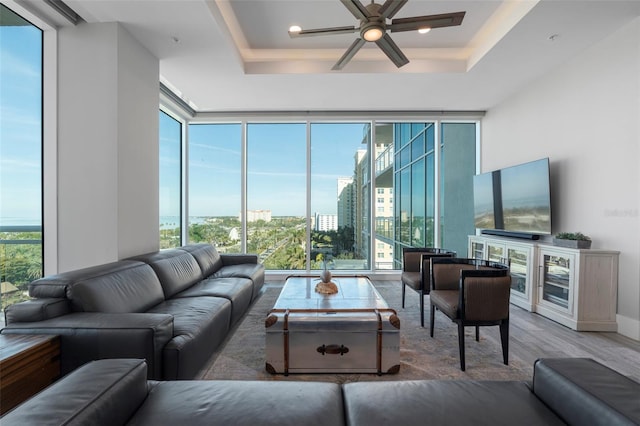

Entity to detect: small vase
[320,268,332,283]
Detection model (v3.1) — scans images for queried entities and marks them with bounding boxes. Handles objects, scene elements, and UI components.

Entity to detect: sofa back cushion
[129,249,203,299]
[0,359,149,426]
[179,243,223,277]
[68,263,165,313]
[28,260,144,299]
[533,358,640,425]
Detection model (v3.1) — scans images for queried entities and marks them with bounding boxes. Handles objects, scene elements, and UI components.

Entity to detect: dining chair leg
[499,319,509,365]
[429,303,435,337]
[458,322,466,371]
[419,291,424,327]
[401,282,406,308]
[475,325,479,341]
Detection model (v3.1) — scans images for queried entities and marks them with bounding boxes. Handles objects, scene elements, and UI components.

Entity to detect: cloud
[249,170,306,178]
[189,142,240,156]
[1,50,40,80]
[0,157,40,171]
[0,106,41,128]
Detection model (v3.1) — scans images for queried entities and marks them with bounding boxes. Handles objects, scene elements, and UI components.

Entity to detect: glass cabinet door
[541,253,571,310]
[487,243,505,263]
[470,240,485,259]
[508,247,528,295]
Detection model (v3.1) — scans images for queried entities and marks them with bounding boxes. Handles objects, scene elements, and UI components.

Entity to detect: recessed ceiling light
[289,25,302,33]
[418,27,431,34]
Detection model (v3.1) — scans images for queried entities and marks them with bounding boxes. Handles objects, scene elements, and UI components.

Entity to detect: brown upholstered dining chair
[429,257,511,371]
[401,247,456,327]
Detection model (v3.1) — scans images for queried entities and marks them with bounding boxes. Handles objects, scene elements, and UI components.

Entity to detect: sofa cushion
[533,358,640,425]
[4,298,69,324]
[68,263,165,313]
[127,380,345,426]
[175,277,253,326]
[179,243,223,277]
[129,249,203,299]
[342,380,564,426]
[1,312,174,379]
[0,358,148,426]
[214,264,264,299]
[28,260,146,299]
[147,297,232,379]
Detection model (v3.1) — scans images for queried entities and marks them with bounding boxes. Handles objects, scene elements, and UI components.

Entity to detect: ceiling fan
[288,0,465,70]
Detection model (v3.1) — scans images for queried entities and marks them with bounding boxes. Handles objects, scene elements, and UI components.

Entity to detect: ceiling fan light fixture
[362,25,384,42]
[418,27,431,34]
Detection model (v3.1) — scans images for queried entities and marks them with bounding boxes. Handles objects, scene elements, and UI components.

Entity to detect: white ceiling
[44,1,640,112]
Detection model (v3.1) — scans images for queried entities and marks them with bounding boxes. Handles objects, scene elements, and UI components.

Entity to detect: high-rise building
[315,213,338,231]
[337,177,354,229]
[244,210,272,222]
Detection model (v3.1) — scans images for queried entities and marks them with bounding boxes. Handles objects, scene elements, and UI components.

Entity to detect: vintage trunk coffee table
[265,276,400,375]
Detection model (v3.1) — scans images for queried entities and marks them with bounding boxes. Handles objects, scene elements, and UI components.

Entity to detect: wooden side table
[0,334,61,415]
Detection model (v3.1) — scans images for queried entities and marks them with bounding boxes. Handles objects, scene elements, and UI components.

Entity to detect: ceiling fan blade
[378,0,408,19]
[289,25,358,38]
[389,11,465,33]
[332,38,366,70]
[339,0,371,20]
[375,33,409,68]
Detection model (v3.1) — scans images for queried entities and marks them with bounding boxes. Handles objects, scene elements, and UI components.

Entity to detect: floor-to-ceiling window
[0,5,43,312]
[310,122,370,270]
[247,123,307,270]
[391,122,437,267]
[159,110,182,248]
[188,123,242,253]
[161,114,478,273]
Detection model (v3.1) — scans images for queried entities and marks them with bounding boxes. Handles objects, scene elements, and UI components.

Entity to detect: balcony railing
[0,225,42,322]
[375,143,394,176]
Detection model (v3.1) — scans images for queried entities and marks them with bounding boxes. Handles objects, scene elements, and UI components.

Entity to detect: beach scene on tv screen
[500,159,551,234]
[473,172,495,229]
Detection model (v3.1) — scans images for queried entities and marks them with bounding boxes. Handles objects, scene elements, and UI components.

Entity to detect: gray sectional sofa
[2,357,639,425]
[1,243,264,380]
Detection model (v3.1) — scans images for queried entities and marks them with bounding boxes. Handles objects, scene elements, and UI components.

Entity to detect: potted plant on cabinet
[553,232,592,249]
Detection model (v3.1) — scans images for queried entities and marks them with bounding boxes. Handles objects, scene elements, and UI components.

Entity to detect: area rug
[201,281,532,384]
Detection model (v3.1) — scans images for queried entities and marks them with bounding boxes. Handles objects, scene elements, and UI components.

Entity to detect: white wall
[116,26,160,259]
[482,18,640,339]
[56,22,159,271]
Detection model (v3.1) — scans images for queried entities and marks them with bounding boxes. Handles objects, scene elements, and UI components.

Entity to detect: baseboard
[616,314,640,341]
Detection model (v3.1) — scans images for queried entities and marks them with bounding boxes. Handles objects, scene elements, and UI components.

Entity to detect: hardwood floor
[504,302,640,382]
[266,279,640,382]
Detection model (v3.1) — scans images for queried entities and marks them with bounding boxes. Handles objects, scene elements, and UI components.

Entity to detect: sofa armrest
[533,358,640,425]
[4,298,70,324]
[0,359,149,425]
[1,312,173,379]
[221,254,258,265]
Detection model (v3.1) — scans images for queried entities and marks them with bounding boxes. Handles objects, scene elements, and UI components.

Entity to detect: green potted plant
[553,232,592,249]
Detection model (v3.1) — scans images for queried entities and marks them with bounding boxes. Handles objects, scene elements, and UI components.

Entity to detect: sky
[2,6,370,224]
[0,14,43,226]
[163,120,369,218]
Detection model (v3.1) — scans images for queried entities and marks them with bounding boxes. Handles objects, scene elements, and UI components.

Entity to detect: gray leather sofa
[1,243,264,380]
[1,357,638,425]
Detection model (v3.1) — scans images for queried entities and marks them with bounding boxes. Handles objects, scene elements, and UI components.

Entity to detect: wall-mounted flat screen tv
[473,158,551,236]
